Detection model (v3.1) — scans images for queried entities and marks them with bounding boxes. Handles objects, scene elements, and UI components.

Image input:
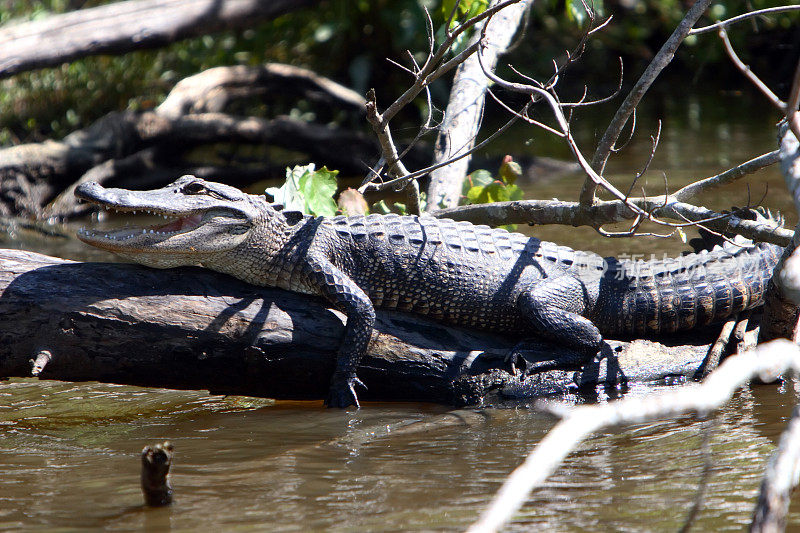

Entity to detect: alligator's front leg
[303,253,376,408]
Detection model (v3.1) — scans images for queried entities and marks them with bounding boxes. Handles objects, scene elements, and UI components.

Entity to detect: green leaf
[299,165,339,217]
[484,181,509,203]
[566,0,604,25]
[441,0,488,20]
[463,169,493,197]
[392,202,408,215]
[466,0,488,19]
[507,184,523,201]
[466,185,486,204]
[471,169,494,187]
[266,164,339,217]
[371,199,392,215]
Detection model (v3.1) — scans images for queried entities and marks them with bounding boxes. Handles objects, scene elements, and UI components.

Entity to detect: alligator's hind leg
[516,273,603,362]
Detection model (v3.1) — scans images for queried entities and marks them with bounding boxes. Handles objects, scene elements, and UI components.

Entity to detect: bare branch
[476,59,656,221]
[486,90,563,136]
[360,113,521,194]
[588,14,614,36]
[381,0,524,125]
[674,150,780,201]
[0,0,320,80]
[719,27,785,111]
[467,339,800,533]
[361,0,528,208]
[624,120,661,199]
[433,196,793,246]
[787,58,800,141]
[689,5,800,35]
[581,0,714,206]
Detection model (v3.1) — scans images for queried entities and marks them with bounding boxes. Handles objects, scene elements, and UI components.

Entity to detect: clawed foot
[502,339,601,377]
[325,374,366,409]
[505,348,526,376]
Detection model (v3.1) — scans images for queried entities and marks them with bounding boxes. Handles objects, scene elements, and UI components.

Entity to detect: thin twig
[719,27,785,111]
[624,120,662,199]
[689,5,800,35]
[674,150,780,201]
[476,57,657,221]
[381,0,524,125]
[360,113,521,194]
[361,0,524,200]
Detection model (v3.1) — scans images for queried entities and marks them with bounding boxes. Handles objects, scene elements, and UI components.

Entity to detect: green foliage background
[0,0,797,145]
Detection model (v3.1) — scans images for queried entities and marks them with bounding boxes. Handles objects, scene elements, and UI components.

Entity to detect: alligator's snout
[74,181,104,202]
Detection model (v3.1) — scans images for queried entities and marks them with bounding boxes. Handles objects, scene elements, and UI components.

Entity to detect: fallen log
[0,248,722,405]
[0,62,386,219]
[0,111,379,218]
[0,0,319,79]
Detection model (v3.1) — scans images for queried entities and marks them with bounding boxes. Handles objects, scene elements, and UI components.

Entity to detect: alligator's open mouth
[77,205,209,243]
[74,178,255,258]
[76,200,251,254]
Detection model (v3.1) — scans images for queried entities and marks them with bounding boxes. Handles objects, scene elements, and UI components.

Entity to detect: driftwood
[0,0,319,79]
[0,62,434,219]
[141,441,174,507]
[0,111,380,219]
[157,64,366,119]
[0,248,733,405]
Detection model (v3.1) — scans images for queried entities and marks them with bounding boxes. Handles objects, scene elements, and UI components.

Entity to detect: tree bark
[0,0,319,80]
[426,0,533,212]
[759,126,800,342]
[0,249,728,405]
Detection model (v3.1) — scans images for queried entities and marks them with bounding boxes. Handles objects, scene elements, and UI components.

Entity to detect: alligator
[75,176,783,408]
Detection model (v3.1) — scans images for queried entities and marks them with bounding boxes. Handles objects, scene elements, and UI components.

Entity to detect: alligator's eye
[182,181,207,195]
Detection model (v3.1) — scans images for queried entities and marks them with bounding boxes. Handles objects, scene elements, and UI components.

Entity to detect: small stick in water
[141,441,174,507]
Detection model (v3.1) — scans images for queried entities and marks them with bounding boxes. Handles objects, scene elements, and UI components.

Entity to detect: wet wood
[0,249,722,406]
[141,442,174,507]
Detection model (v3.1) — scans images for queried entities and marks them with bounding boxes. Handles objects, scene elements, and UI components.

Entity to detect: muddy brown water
[2,92,800,530]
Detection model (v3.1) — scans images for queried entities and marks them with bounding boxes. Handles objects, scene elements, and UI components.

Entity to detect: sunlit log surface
[0,249,723,405]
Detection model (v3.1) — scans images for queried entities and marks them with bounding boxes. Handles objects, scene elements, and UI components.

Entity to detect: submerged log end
[141,441,174,507]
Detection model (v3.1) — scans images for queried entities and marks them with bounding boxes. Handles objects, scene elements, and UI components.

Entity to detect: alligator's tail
[595,239,783,337]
